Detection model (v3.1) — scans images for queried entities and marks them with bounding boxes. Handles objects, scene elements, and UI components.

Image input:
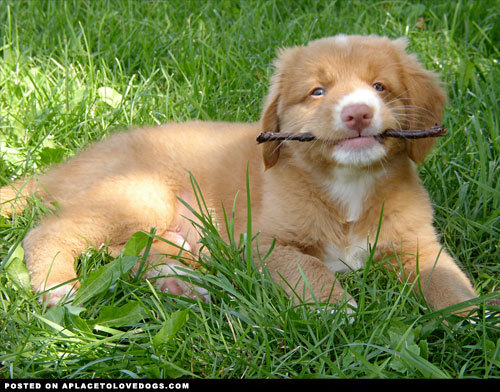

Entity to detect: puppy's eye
[310,87,327,97]
[372,83,385,92]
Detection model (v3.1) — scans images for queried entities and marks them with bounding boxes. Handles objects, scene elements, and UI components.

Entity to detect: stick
[256,132,317,144]
[256,126,447,144]
[382,126,447,139]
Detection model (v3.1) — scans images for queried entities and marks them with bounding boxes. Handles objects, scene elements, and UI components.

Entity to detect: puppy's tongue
[337,136,380,150]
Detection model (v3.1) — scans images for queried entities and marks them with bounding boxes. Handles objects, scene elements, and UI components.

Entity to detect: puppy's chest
[316,167,382,272]
[303,208,371,273]
[325,167,383,223]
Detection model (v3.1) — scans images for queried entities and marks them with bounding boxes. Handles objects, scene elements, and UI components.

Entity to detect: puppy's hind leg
[106,240,208,303]
[106,197,208,302]
[24,178,180,306]
[138,238,209,302]
[23,213,93,306]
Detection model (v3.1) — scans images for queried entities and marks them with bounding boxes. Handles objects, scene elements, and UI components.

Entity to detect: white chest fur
[321,167,383,272]
[325,167,384,222]
[323,239,369,273]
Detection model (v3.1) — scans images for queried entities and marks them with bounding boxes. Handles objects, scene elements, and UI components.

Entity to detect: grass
[0,0,499,379]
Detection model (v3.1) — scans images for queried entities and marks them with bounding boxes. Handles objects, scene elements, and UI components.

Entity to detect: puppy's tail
[0,177,40,216]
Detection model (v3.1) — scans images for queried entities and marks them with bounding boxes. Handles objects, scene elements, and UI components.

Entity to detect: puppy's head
[260,35,447,170]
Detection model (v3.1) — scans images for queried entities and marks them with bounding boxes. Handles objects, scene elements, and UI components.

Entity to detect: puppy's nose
[340,104,373,133]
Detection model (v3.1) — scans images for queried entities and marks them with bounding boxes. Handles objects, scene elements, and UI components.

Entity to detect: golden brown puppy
[0,34,477,310]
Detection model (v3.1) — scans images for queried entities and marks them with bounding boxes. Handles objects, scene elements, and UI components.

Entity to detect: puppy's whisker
[385,93,411,106]
[390,105,438,119]
[392,115,435,128]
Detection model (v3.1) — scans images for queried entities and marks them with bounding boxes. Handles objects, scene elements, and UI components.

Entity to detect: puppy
[0,34,477,311]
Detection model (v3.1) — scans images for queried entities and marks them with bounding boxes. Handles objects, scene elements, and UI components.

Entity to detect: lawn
[0,0,499,379]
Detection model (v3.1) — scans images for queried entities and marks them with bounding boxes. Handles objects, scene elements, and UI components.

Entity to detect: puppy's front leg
[390,240,477,312]
[263,245,354,307]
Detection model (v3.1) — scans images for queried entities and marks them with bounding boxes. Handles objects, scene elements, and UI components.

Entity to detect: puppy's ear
[398,45,448,163]
[260,46,299,169]
[260,81,281,169]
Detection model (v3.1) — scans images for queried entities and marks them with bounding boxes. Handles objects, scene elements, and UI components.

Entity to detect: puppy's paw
[148,263,209,302]
[41,283,77,307]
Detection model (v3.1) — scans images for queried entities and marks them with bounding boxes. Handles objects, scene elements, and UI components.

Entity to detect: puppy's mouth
[322,134,385,149]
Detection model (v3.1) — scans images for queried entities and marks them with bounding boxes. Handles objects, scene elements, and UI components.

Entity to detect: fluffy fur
[0,35,477,310]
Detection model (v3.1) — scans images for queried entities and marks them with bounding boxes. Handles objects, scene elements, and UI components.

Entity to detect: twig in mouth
[382,126,448,139]
[256,126,447,144]
[256,132,317,144]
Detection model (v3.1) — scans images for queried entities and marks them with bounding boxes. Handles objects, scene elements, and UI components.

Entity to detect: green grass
[1,0,499,379]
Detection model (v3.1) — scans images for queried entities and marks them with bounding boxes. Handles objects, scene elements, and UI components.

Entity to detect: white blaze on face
[334,88,383,131]
[332,88,386,167]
